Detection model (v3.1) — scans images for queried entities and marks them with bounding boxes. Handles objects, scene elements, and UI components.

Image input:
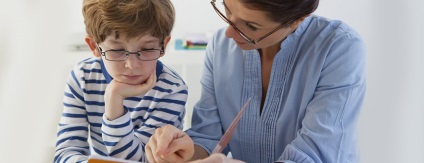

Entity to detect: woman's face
[220,0,294,50]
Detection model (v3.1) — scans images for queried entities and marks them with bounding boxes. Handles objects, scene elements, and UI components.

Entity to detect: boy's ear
[161,36,171,56]
[85,36,101,57]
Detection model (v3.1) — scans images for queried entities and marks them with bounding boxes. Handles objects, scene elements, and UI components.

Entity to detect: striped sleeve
[100,72,188,162]
[54,64,90,163]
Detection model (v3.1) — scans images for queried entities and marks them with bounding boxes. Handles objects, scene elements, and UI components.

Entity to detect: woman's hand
[189,153,246,163]
[146,125,194,163]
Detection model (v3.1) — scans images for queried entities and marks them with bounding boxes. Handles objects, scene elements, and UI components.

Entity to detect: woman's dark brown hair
[240,0,319,26]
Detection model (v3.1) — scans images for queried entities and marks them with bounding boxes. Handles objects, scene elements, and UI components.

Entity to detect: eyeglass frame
[211,0,287,44]
[96,43,164,62]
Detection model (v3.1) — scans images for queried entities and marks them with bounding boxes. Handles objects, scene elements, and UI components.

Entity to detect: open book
[88,155,143,163]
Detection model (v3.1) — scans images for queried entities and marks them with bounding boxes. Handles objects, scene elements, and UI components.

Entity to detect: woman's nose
[225,26,238,39]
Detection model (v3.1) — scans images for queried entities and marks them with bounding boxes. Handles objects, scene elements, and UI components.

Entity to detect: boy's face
[97,34,163,85]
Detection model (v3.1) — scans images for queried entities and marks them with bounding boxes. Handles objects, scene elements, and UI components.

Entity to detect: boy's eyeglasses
[210,0,286,44]
[97,45,164,62]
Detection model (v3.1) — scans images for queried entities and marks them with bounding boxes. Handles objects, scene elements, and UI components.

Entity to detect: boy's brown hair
[82,0,175,43]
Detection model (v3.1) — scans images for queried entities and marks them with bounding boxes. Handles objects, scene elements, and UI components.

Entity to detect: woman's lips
[234,40,247,45]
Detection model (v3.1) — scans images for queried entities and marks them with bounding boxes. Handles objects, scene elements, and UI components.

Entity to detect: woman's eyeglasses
[210,0,286,44]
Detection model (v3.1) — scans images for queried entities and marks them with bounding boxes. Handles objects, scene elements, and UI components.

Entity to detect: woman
[146,0,366,162]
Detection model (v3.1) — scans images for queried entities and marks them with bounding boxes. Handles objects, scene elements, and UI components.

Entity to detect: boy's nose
[125,54,141,69]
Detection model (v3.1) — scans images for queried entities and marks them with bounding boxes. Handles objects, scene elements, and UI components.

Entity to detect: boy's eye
[141,48,156,51]
[109,49,125,51]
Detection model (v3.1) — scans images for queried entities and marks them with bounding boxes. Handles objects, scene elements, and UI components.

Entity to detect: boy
[54,0,187,162]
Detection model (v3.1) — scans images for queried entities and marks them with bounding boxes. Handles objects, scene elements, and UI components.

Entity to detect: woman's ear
[85,36,101,57]
[161,36,171,57]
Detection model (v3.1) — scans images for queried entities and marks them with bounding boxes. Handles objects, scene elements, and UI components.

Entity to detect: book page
[88,155,144,163]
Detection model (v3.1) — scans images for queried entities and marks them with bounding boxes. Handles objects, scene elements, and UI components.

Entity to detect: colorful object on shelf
[175,33,209,50]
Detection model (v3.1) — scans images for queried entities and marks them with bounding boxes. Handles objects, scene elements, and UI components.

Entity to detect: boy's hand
[104,70,156,120]
[108,69,156,98]
[146,125,194,163]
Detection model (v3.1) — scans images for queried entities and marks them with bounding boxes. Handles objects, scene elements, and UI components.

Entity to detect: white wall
[315,0,424,162]
[0,0,423,163]
[0,1,73,163]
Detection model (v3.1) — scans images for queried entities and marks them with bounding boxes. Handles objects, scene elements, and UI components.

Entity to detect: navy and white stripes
[54,57,187,163]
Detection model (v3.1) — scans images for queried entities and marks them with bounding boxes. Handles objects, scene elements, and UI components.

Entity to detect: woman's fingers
[189,153,246,163]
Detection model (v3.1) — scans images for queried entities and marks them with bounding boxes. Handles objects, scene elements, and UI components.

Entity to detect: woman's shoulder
[305,15,362,39]
[209,27,236,49]
[207,27,242,61]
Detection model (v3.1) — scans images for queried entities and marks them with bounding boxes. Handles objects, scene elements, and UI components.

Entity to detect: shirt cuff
[101,110,133,137]
[276,144,314,163]
[274,161,296,163]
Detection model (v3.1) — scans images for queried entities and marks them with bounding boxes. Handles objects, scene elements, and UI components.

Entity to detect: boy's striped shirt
[54,58,188,163]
